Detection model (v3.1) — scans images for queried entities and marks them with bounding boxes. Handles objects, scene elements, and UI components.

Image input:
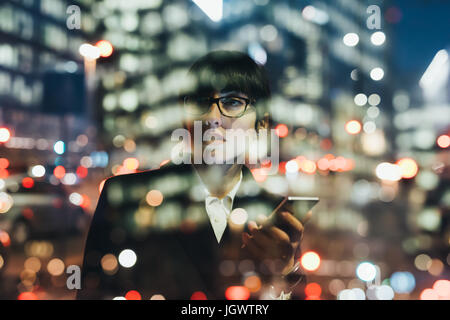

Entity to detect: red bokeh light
[22,177,34,189]
[225,286,250,300]
[125,290,142,300]
[76,166,88,179]
[22,208,34,219]
[190,291,207,300]
[320,138,332,150]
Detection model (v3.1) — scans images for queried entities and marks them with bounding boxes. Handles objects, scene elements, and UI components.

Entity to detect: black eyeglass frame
[183,95,256,118]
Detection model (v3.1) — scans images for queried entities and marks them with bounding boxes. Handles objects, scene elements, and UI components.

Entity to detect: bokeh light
[275,124,289,138]
[436,134,450,148]
[0,128,11,143]
[345,120,362,135]
[396,158,419,179]
[225,286,250,300]
[118,249,137,268]
[390,271,415,294]
[95,40,114,58]
[300,251,321,272]
[356,262,377,282]
[146,190,164,206]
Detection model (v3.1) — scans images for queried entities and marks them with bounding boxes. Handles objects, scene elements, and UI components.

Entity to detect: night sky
[392,0,450,78]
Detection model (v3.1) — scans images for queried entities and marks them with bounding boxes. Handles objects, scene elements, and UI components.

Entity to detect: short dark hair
[180,50,271,114]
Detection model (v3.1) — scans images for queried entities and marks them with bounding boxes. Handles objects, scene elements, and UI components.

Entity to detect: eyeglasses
[184,95,254,118]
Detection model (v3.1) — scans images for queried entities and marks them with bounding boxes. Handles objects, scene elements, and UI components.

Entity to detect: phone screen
[264,196,319,226]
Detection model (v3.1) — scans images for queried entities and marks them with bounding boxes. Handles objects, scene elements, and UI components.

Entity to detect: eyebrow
[218,91,248,98]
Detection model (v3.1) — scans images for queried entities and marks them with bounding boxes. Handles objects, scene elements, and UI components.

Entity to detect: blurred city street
[0,0,449,300]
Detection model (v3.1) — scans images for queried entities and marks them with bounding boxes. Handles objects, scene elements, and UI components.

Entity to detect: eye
[220,98,245,108]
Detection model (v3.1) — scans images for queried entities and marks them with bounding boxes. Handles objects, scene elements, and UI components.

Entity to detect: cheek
[228,114,257,131]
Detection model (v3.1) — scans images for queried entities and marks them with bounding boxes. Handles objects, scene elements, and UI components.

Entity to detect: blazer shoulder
[102,162,192,189]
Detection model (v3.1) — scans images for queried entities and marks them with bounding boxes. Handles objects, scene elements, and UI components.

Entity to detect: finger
[262,225,290,245]
[302,210,313,224]
[245,238,266,260]
[248,220,260,235]
[278,211,304,241]
[251,230,279,257]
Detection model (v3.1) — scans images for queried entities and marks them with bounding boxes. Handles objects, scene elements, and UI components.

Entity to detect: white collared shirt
[201,172,242,244]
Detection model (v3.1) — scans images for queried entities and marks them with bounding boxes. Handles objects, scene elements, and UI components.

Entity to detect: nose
[205,103,222,128]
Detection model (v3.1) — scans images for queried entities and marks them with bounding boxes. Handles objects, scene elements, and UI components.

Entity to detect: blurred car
[0,176,88,247]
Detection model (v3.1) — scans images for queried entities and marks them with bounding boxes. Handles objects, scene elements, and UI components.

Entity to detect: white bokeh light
[31,165,46,177]
[354,93,368,106]
[356,262,377,282]
[118,249,137,268]
[343,33,359,47]
[370,68,384,81]
[371,31,386,46]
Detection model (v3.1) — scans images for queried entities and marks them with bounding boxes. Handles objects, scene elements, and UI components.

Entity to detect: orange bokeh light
[305,282,322,298]
[53,166,66,179]
[146,190,164,207]
[317,158,330,171]
[301,160,317,174]
[437,135,450,148]
[95,40,113,58]
[0,158,9,169]
[17,292,38,300]
[345,120,361,135]
[396,158,418,179]
[80,194,91,209]
[123,157,139,171]
[0,168,9,179]
[0,231,11,247]
[225,286,250,300]
[275,124,289,138]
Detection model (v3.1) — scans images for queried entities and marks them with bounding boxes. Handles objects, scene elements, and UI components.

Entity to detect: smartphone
[263,196,319,227]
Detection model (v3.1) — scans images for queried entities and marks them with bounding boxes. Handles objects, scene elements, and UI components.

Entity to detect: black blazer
[77,163,304,300]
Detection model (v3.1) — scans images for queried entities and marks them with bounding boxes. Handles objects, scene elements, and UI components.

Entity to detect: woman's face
[185,91,257,164]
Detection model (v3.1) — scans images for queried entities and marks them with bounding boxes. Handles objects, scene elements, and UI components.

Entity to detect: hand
[241,210,311,276]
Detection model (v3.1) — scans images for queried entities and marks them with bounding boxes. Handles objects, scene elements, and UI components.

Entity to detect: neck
[193,163,243,198]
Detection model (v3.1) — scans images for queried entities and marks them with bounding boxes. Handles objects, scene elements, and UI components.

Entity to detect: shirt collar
[202,170,243,203]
